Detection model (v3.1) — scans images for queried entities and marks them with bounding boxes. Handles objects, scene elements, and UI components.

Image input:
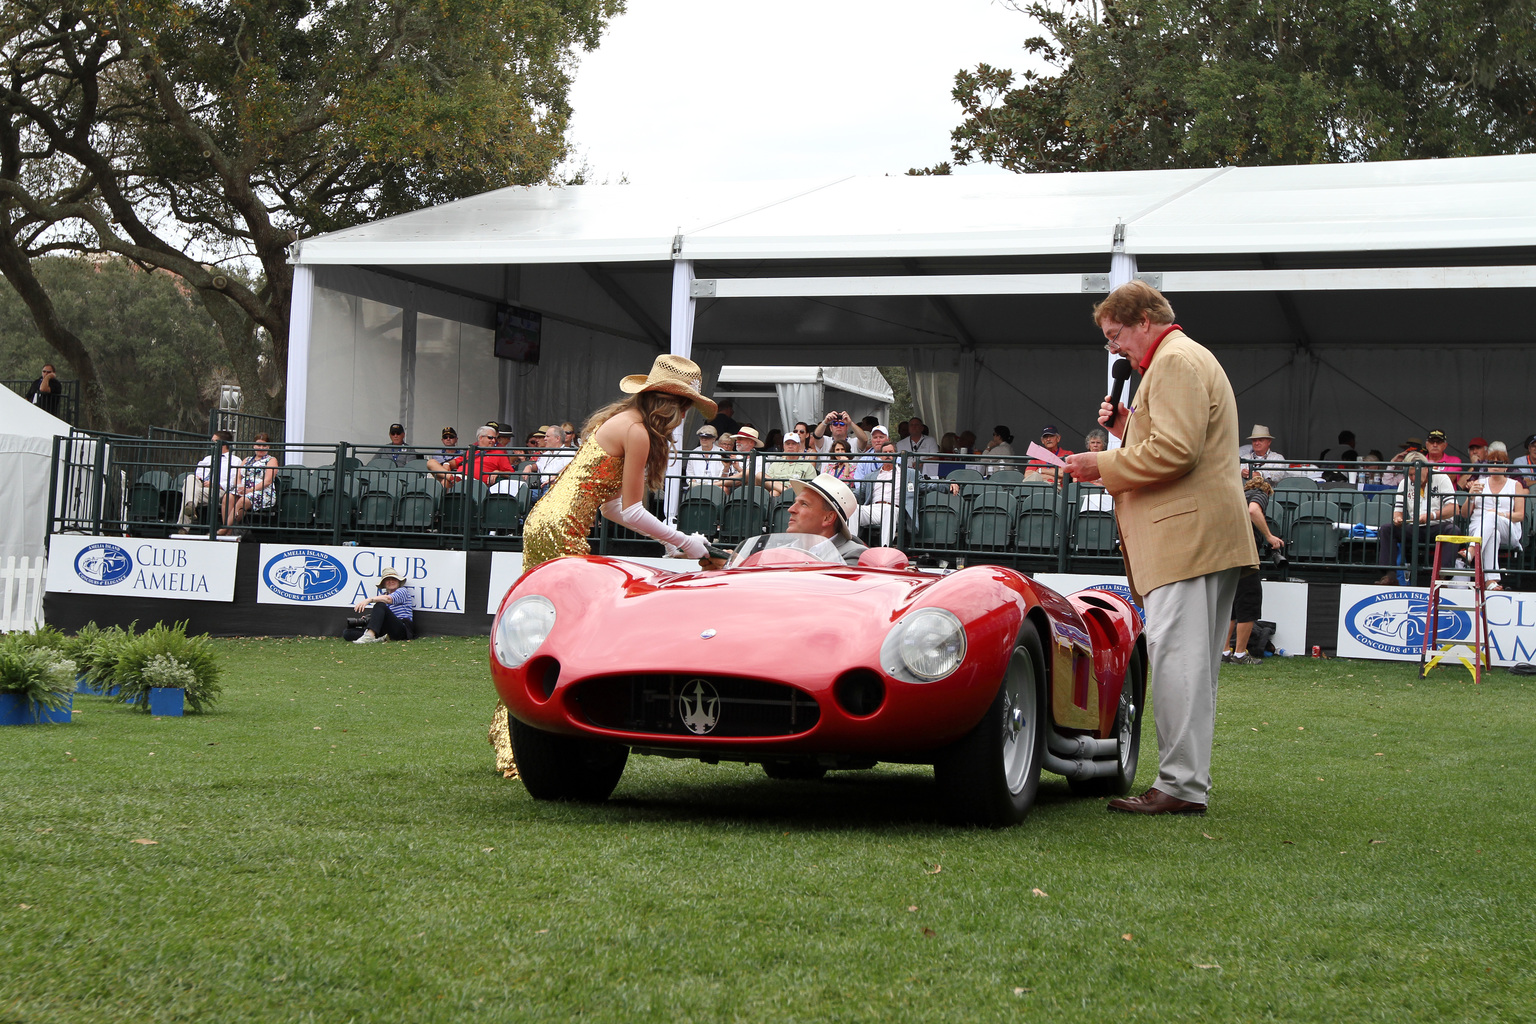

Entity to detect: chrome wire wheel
[1000,647,1039,796]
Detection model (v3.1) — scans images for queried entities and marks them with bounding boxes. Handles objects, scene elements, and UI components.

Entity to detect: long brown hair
[582,391,690,490]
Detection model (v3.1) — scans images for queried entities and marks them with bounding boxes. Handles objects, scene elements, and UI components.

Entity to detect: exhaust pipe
[1047,731,1120,759]
[1043,751,1122,780]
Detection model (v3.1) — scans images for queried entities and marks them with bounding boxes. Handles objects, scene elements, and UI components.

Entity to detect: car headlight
[494,595,556,668]
[880,608,966,683]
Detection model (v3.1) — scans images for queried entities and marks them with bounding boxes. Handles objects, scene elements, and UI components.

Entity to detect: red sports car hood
[507,557,952,676]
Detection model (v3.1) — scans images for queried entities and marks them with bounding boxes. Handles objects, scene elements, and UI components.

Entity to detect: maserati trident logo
[679,678,720,735]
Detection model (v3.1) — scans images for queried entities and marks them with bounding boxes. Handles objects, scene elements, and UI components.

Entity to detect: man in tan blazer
[1064,281,1258,816]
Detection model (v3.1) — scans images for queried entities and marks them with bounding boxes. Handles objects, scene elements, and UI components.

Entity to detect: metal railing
[41,435,1534,589]
[4,376,79,424]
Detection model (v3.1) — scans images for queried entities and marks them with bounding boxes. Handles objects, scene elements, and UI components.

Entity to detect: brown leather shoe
[1107,787,1207,816]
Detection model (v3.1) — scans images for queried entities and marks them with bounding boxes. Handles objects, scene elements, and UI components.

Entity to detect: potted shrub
[0,635,76,725]
[113,622,222,716]
[68,622,132,696]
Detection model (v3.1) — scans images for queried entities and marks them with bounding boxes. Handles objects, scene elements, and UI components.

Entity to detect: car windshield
[725,533,843,569]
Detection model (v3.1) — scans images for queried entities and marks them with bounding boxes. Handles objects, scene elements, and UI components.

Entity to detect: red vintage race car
[490,534,1147,826]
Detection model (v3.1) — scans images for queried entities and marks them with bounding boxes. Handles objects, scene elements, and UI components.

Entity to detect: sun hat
[736,425,762,448]
[696,425,718,437]
[789,473,859,539]
[378,567,407,587]
[1399,437,1425,452]
[618,354,717,417]
[1247,425,1274,441]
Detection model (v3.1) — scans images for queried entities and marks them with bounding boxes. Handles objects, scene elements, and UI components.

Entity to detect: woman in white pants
[1462,443,1526,590]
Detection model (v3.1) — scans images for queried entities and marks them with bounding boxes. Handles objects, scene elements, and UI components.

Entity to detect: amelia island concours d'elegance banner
[46,535,239,602]
[1336,584,1536,665]
[257,544,467,613]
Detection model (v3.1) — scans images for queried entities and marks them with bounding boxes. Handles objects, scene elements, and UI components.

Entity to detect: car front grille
[571,674,821,738]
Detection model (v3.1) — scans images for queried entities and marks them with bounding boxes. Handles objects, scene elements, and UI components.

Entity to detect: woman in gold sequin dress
[490,355,716,777]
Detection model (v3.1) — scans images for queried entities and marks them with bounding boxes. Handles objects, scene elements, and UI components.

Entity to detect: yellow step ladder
[1419,534,1491,684]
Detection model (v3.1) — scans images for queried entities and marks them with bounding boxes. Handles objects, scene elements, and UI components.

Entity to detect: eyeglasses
[1102,323,1124,352]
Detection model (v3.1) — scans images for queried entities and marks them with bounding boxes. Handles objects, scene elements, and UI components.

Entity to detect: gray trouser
[179,478,211,525]
[1141,567,1241,804]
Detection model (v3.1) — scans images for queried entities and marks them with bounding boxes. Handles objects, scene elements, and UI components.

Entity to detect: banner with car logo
[1336,583,1536,665]
[1036,572,1310,657]
[258,544,467,613]
[46,535,239,601]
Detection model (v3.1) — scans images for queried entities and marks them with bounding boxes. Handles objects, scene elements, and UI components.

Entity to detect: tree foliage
[0,0,623,426]
[948,0,1536,173]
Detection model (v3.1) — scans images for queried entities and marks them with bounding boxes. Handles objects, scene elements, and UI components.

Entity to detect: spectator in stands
[896,421,910,444]
[704,473,868,569]
[379,423,409,466]
[1455,436,1488,490]
[897,416,939,477]
[1424,429,1457,471]
[1381,437,1425,488]
[935,431,965,478]
[857,415,878,435]
[178,430,239,529]
[1338,429,1357,451]
[436,427,460,460]
[1224,470,1284,666]
[982,425,1015,473]
[765,427,784,452]
[1084,428,1109,452]
[685,425,724,485]
[537,424,573,481]
[852,424,890,484]
[560,420,577,444]
[812,409,871,454]
[1514,434,1536,487]
[1359,449,1388,488]
[219,433,279,536]
[1376,450,1458,584]
[854,440,958,546]
[426,425,514,487]
[1028,424,1074,482]
[717,433,744,493]
[958,429,977,455]
[705,399,741,437]
[25,363,62,416]
[826,438,857,481]
[1238,425,1285,480]
[1461,442,1525,590]
[347,567,415,644]
[764,428,817,494]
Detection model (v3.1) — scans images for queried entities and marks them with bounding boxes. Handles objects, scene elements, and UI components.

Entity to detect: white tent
[288,155,1536,457]
[714,365,893,434]
[1,385,72,561]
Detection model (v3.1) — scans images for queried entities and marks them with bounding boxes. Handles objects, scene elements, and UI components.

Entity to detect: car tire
[934,619,1046,827]
[509,716,629,802]
[761,759,828,781]
[1068,647,1145,798]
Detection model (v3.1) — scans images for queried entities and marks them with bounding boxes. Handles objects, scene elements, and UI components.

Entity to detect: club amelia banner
[46,535,239,602]
[1035,572,1310,657]
[1335,583,1536,665]
[258,544,467,613]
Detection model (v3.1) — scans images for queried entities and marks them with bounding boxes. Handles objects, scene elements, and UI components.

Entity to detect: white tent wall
[0,385,72,562]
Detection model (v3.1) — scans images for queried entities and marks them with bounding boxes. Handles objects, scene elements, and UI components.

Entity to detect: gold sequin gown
[489,437,625,778]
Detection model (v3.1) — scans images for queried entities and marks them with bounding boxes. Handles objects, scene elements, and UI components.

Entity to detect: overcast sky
[565,0,1042,184]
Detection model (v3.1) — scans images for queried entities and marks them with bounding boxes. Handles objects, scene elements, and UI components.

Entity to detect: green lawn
[2,638,1533,1023]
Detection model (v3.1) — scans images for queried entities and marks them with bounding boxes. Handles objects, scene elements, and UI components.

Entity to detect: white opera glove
[601,497,690,549]
[675,533,710,559]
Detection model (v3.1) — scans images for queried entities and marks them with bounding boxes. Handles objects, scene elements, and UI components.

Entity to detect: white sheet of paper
[1026,442,1066,468]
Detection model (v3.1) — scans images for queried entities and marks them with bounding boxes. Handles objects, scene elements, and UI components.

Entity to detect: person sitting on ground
[346,568,415,643]
[1224,469,1284,666]
[764,428,818,494]
[220,433,279,535]
[1461,442,1525,591]
[179,430,239,529]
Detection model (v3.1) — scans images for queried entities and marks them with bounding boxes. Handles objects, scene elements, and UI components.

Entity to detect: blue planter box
[75,676,121,697]
[148,687,185,717]
[0,691,73,725]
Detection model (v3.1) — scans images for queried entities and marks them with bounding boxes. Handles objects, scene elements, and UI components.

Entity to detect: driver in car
[700,473,867,569]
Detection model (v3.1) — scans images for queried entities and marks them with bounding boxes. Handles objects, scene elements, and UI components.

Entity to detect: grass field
[2,637,1533,1023]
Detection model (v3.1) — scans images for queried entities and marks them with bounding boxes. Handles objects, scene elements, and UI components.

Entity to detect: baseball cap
[389,423,404,434]
[781,431,802,446]
[1041,425,1060,437]
[441,426,457,439]
[1468,436,1488,448]
[1427,429,1447,442]
[870,423,888,436]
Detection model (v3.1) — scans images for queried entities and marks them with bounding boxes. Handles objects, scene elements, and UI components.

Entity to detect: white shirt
[194,452,241,490]
[1393,473,1457,519]
[684,448,726,482]
[898,435,940,477]
[817,435,865,454]
[1238,447,1287,479]
[537,447,573,482]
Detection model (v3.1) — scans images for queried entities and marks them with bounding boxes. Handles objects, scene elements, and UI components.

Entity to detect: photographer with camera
[1224,467,1285,666]
[812,409,871,454]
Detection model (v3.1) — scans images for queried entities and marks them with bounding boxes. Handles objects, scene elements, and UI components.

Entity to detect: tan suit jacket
[1097,330,1258,601]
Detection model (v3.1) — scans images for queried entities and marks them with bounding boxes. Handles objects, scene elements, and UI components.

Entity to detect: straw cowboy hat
[736,425,762,449]
[790,473,859,539]
[619,354,717,417]
[1247,425,1275,441]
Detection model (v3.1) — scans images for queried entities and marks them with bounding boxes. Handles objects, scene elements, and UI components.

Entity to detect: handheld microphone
[1105,358,1132,426]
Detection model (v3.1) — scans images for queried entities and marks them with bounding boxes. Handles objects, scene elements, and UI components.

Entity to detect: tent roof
[0,383,72,440]
[293,155,1536,267]
[715,365,894,403]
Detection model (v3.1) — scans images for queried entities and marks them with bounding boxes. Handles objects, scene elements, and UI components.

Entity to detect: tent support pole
[284,265,315,454]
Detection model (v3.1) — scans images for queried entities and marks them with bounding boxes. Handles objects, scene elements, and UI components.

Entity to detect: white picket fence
[1,556,46,633]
